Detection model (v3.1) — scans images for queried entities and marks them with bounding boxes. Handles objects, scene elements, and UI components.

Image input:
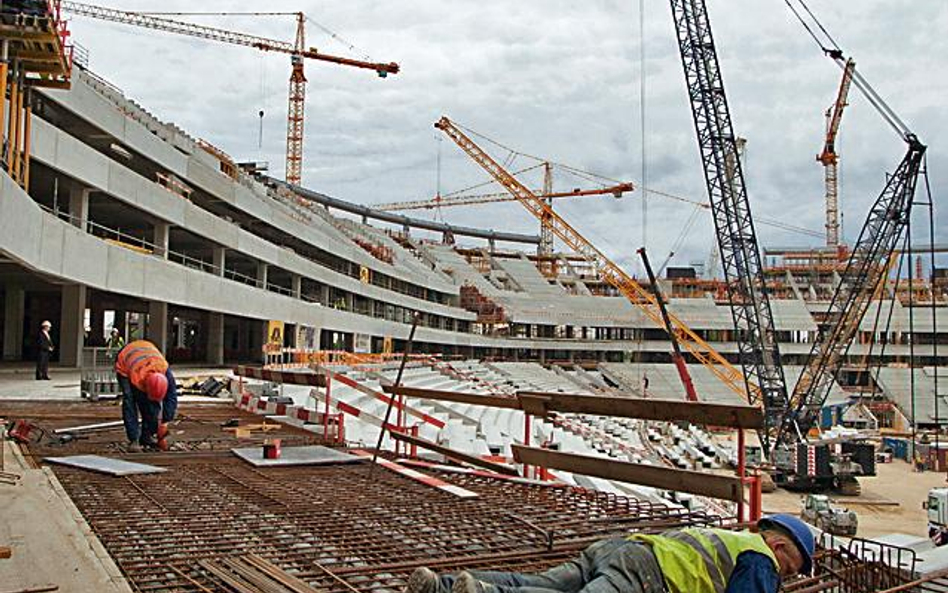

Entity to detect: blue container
[883,437,909,460]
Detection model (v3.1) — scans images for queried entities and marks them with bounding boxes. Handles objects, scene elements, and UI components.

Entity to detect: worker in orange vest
[115,340,177,451]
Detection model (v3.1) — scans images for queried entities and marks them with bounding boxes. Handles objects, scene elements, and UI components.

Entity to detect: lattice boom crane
[435,115,757,404]
[61,2,399,186]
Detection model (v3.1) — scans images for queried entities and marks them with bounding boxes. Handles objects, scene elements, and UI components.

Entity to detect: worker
[106,328,125,359]
[115,340,177,451]
[405,514,814,593]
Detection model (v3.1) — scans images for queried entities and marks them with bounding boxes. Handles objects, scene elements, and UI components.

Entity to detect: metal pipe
[274,178,541,245]
[371,313,420,469]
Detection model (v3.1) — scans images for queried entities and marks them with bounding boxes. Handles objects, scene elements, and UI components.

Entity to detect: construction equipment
[668,0,790,454]
[373,161,633,257]
[669,0,924,493]
[61,2,399,186]
[801,493,858,536]
[638,247,697,402]
[818,59,856,248]
[435,116,751,404]
[925,488,948,546]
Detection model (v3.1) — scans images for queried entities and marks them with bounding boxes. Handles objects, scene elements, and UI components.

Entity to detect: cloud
[65,0,948,271]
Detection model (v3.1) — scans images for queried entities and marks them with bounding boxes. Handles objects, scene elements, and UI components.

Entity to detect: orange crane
[371,162,634,256]
[370,182,635,212]
[818,58,855,248]
[61,2,399,186]
[435,115,756,404]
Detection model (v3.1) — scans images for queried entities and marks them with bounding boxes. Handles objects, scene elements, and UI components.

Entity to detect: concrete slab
[0,443,132,592]
[44,455,166,476]
[232,444,364,467]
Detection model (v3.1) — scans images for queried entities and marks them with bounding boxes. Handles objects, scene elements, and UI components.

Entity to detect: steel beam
[512,445,742,502]
[386,386,763,429]
[388,431,520,476]
[382,385,520,410]
[518,392,763,429]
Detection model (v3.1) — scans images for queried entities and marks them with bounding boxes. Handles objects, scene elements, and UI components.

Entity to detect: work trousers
[35,351,50,380]
[437,538,666,593]
[118,374,161,445]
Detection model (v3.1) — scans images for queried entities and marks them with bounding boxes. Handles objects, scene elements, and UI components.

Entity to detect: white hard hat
[41,320,51,328]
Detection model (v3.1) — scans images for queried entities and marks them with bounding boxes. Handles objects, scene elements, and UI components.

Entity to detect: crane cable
[781,0,912,141]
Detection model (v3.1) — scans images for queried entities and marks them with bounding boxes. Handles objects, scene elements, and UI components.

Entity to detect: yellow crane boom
[435,116,758,403]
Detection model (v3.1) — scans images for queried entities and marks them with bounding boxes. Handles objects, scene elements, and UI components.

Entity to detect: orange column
[12,74,23,182]
[21,91,30,191]
[0,61,7,163]
[6,65,17,176]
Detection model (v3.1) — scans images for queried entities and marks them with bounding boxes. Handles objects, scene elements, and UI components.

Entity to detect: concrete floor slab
[0,443,132,592]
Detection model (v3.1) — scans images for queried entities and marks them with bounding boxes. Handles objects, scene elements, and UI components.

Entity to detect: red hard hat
[144,372,168,402]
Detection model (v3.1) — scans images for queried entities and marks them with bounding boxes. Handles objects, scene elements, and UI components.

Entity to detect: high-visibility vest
[629,528,779,593]
[115,340,168,392]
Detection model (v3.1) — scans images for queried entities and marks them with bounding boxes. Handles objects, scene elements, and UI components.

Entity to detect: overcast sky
[65,1,947,275]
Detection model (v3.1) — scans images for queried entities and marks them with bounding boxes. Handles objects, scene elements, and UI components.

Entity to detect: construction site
[1,1,946,592]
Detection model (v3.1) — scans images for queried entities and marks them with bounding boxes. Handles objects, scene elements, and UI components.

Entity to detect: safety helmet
[144,372,168,403]
[41,320,51,328]
[759,513,815,575]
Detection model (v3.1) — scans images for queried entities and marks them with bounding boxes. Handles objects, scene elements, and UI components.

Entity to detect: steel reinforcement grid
[50,454,727,593]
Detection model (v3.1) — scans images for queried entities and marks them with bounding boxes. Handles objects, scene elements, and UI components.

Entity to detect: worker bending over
[115,340,177,451]
[407,514,814,593]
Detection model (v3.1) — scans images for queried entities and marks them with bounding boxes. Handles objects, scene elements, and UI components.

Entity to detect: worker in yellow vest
[115,340,178,452]
[406,515,813,593]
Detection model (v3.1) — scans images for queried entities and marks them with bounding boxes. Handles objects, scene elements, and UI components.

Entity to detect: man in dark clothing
[35,320,54,380]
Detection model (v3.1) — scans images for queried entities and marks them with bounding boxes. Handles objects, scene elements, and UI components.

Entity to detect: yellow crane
[435,115,757,403]
[61,2,399,186]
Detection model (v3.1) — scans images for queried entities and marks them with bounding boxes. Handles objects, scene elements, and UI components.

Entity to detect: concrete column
[2,285,24,361]
[146,301,168,353]
[59,284,86,367]
[320,284,330,306]
[153,222,170,259]
[212,246,226,277]
[89,303,105,346]
[112,310,127,341]
[291,274,302,299]
[207,312,224,366]
[256,262,269,290]
[68,186,90,229]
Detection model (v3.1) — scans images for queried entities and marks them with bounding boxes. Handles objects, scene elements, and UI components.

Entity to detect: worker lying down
[406,514,814,593]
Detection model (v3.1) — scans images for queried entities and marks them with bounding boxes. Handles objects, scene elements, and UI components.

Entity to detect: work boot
[406,568,440,593]
[126,442,142,453]
[451,572,488,593]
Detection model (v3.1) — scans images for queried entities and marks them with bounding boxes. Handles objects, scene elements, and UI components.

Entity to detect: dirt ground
[762,459,948,539]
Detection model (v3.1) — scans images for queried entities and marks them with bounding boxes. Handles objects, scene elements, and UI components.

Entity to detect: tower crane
[370,182,634,212]
[669,0,925,492]
[435,116,753,404]
[818,59,856,248]
[60,2,399,186]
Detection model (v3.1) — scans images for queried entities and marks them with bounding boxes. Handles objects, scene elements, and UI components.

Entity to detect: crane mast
[783,137,926,444]
[435,116,757,403]
[61,2,399,187]
[819,59,856,247]
[668,0,789,452]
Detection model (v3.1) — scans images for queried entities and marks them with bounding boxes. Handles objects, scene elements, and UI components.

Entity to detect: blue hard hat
[759,514,815,575]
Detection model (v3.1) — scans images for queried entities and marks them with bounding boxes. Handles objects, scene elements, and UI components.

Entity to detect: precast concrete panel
[37,216,66,274]
[62,227,110,285]
[105,247,147,297]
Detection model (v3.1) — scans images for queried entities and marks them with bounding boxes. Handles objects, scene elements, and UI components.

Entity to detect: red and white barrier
[352,450,479,498]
